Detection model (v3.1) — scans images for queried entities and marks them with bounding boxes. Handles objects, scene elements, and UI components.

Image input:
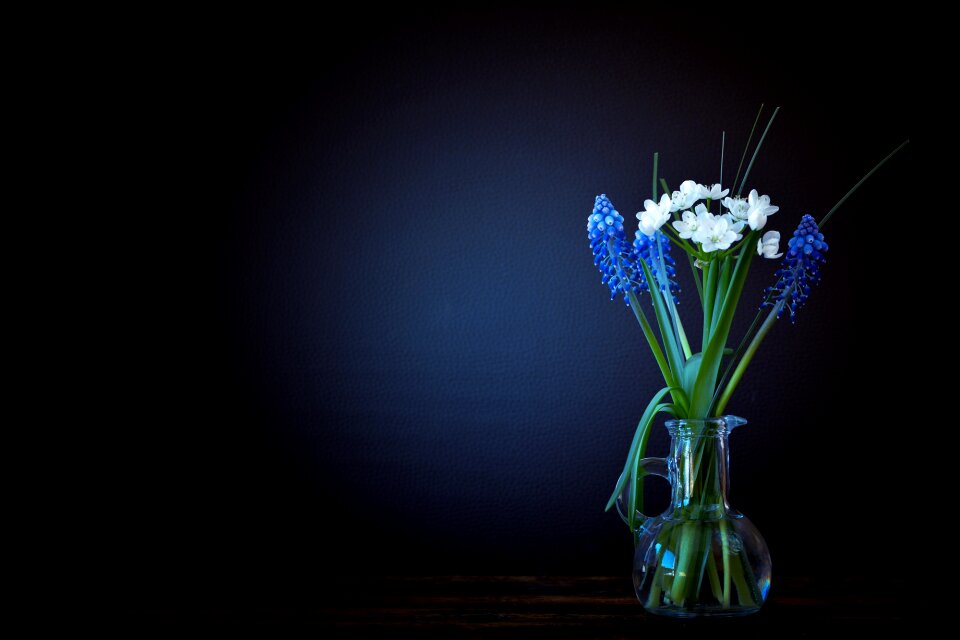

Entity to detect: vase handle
[616,457,669,531]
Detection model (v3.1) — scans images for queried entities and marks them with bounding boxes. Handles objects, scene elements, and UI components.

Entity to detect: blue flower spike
[588,194,625,242]
[588,195,647,304]
[763,214,829,322]
[634,230,680,304]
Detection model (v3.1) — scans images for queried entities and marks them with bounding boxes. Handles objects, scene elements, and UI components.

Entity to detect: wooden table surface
[132,575,903,634]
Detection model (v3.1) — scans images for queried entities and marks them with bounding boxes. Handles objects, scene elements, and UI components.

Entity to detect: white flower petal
[658,193,673,212]
[757,230,783,258]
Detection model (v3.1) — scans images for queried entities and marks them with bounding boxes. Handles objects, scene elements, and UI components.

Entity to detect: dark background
[111,8,921,607]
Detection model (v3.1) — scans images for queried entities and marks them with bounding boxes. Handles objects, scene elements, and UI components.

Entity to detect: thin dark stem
[819,140,910,228]
[737,107,780,195]
[652,152,659,200]
[731,105,764,196]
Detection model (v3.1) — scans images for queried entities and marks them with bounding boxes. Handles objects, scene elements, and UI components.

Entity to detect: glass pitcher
[617,416,771,617]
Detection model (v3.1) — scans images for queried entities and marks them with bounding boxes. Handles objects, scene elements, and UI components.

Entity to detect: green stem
[702,261,717,349]
[719,519,732,607]
[658,230,690,254]
[695,525,712,600]
[736,547,761,607]
[687,252,704,306]
[670,523,701,605]
[652,151,659,200]
[728,548,757,607]
[626,290,675,390]
[661,220,703,310]
[677,316,692,360]
[731,104,764,196]
[719,130,725,192]
[692,242,755,434]
[738,107,779,195]
[637,258,685,383]
[660,223,700,256]
[714,304,779,415]
[648,523,683,607]
[819,139,910,228]
[653,233,692,360]
[645,533,668,607]
[714,296,770,408]
[710,257,731,336]
[706,547,722,601]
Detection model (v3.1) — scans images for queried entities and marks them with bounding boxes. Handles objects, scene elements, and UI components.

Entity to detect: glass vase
[617,416,770,617]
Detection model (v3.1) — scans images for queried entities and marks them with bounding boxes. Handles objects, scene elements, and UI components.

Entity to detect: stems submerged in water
[633,424,767,613]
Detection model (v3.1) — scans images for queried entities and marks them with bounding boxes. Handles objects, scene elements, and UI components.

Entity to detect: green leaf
[652,234,692,360]
[637,258,685,381]
[669,387,689,413]
[690,237,757,416]
[605,387,674,513]
[685,252,704,306]
[710,257,732,335]
[702,259,719,348]
[626,290,674,390]
[628,401,679,532]
[683,352,702,401]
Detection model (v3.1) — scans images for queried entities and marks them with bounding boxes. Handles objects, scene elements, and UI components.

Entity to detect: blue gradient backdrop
[118,9,919,604]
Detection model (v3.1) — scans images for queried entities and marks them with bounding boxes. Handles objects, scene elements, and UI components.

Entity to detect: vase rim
[664,415,747,435]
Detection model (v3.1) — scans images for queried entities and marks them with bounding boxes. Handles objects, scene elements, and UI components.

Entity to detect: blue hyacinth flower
[634,230,680,304]
[588,195,648,304]
[763,214,829,322]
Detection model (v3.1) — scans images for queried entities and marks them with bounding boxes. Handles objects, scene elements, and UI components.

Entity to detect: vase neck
[666,418,739,518]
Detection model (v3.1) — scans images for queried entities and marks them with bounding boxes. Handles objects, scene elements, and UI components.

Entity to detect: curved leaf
[605,387,674,512]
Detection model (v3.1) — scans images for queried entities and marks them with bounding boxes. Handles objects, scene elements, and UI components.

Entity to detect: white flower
[746,189,779,231]
[722,195,750,222]
[670,180,700,212]
[637,193,672,237]
[693,213,739,252]
[671,203,711,239]
[756,230,783,259]
[696,183,729,200]
[721,213,747,234]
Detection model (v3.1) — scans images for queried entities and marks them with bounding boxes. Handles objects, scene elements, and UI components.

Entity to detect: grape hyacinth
[634,230,680,304]
[763,214,829,322]
[588,195,647,304]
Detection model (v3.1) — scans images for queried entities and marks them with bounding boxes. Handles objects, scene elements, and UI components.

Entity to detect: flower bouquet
[587,107,906,617]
